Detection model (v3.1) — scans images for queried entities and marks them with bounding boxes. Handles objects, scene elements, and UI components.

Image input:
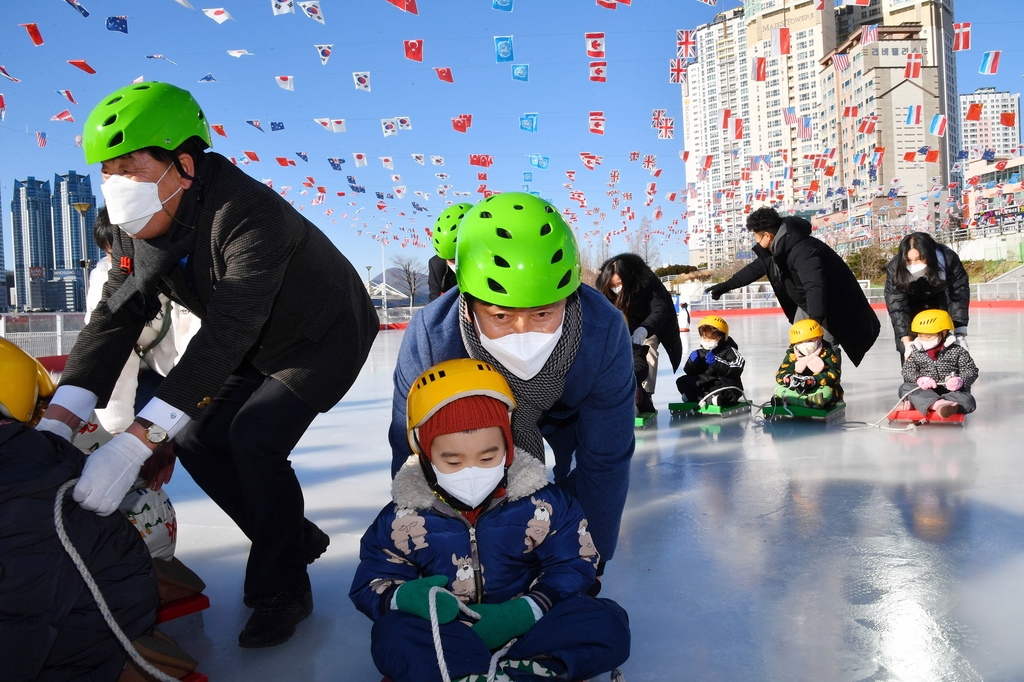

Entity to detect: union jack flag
[36,131,46,147]
[629,150,640,161]
[676,30,696,59]
[669,59,686,84]
[782,107,798,125]
[658,117,675,139]
[311,193,325,205]
[651,109,666,129]
[642,154,657,169]
[831,53,851,71]
[609,170,619,183]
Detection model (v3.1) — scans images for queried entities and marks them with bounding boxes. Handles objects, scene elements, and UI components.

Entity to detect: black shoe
[238,584,313,648]
[244,523,329,608]
[637,391,657,415]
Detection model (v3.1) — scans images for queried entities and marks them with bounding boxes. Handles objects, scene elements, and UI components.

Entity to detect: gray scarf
[459,292,582,461]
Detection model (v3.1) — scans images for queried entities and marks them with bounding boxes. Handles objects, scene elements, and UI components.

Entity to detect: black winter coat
[682,336,745,392]
[626,275,683,372]
[722,217,880,366]
[0,422,158,681]
[428,255,458,302]
[884,245,970,352]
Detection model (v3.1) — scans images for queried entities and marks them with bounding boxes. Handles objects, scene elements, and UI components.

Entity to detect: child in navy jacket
[350,359,629,682]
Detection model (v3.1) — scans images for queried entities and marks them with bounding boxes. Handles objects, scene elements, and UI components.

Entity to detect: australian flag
[887,188,899,199]
[346,175,357,184]
[105,15,128,33]
[375,191,385,200]
[296,152,309,162]
[327,157,344,170]
[957,150,969,160]
[349,184,365,194]
[412,201,429,212]
[64,0,89,17]
[271,121,285,132]
[982,149,996,161]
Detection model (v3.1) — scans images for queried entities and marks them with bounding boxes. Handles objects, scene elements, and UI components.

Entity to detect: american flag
[311,193,325,205]
[861,24,878,44]
[797,117,813,139]
[782,107,798,125]
[74,134,83,147]
[676,30,696,59]
[831,53,851,71]
[36,131,47,147]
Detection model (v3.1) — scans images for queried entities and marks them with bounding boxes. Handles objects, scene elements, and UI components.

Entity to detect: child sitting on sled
[899,309,978,417]
[675,315,745,407]
[773,319,843,409]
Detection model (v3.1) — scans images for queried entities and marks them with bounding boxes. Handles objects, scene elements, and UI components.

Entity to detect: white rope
[838,387,924,432]
[428,585,516,682]
[55,479,177,682]
[695,386,749,409]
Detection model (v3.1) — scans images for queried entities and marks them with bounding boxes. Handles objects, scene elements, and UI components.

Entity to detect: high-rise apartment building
[960,87,1021,157]
[52,171,99,275]
[10,177,54,310]
[682,7,752,269]
[819,25,943,217]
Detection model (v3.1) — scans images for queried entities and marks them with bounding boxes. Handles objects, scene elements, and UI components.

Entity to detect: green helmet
[456,192,581,308]
[83,82,212,165]
[433,202,473,261]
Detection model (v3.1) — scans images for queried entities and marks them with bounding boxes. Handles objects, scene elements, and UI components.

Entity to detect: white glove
[631,327,648,345]
[36,417,74,442]
[953,327,969,352]
[73,431,153,516]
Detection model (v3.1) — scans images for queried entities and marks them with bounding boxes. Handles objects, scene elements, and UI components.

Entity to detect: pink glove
[794,356,810,373]
[945,376,964,391]
[916,376,938,391]
[805,355,825,374]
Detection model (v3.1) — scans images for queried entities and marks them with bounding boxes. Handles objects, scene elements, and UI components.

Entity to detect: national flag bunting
[751,57,766,82]
[980,51,1001,75]
[770,27,790,56]
[1001,112,1016,128]
[953,23,971,52]
[905,52,922,79]
[676,30,696,59]
[966,102,983,121]
[861,24,878,44]
[832,54,850,71]
[589,61,607,82]
[586,33,605,58]
[906,105,922,126]
[669,59,687,84]
[404,39,423,62]
[930,114,947,137]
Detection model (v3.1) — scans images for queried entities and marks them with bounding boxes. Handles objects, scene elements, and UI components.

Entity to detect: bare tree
[390,254,426,315]
[628,216,661,267]
[578,239,611,287]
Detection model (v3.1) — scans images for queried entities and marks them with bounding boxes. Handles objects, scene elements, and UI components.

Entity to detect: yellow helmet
[407,358,516,455]
[789,319,824,345]
[0,338,56,423]
[911,309,954,335]
[697,315,729,336]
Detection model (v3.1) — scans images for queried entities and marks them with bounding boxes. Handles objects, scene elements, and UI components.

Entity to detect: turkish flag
[1001,112,1016,127]
[996,160,1008,171]
[452,117,467,133]
[966,102,983,121]
[434,67,454,83]
[404,39,423,62]
[477,173,487,181]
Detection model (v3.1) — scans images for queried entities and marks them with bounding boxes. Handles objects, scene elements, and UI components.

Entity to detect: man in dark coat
[36,82,379,648]
[427,255,458,301]
[705,207,879,366]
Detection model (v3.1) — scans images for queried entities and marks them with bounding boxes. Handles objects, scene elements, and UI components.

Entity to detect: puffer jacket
[902,338,978,389]
[884,245,971,351]
[350,449,599,621]
[625,275,683,373]
[0,421,157,681]
[721,217,880,366]
[775,340,843,399]
[682,337,745,392]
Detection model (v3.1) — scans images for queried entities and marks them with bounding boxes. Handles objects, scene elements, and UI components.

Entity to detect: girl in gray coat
[899,310,978,418]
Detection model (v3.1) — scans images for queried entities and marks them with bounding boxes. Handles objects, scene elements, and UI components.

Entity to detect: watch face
[147,424,169,444]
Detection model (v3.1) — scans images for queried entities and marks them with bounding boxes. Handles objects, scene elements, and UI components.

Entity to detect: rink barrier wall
[695,300,1024,317]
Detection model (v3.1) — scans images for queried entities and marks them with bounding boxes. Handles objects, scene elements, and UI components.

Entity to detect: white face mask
[611,285,622,295]
[476,314,564,381]
[700,338,719,350]
[795,339,822,357]
[101,164,181,235]
[916,336,941,351]
[431,461,506,508]
[907,262,927,277]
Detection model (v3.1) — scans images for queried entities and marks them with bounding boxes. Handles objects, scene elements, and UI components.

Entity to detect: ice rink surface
[172,309,1024,682]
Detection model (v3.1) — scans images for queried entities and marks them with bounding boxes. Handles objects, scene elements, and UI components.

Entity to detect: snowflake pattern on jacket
[902,339,978,389]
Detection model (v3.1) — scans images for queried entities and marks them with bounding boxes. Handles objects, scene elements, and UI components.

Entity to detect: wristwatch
[135,418,169,445]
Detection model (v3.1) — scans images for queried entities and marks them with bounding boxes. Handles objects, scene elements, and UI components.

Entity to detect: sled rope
[428,585,515,682]
[696,386,749,409]
[839,387,923,432]
[55,479,177,682]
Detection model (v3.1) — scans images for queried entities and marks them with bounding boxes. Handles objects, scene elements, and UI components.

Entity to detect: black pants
[175,365,319,597]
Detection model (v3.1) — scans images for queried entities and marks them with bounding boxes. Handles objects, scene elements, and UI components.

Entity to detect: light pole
[72,202,94,306]
[364,265,372,298]
[381,240,388,324]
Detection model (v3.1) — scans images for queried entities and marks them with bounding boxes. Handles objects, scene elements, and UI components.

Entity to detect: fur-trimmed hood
[392,447,549,511]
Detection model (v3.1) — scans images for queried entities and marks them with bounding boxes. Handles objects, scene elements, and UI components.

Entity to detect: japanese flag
[202,8,233,23]
[380,157,395,170]
[275,75,294,91]
[353,152,368,167]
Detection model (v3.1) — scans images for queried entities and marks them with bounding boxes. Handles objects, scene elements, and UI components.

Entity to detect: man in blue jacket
[389,193,635,575]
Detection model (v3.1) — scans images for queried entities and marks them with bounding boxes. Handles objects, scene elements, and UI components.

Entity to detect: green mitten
[471,598,537,650]
[395,575,461,623]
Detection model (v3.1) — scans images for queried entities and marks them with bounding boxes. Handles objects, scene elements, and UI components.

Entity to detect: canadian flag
[434,67,454,83]
[589,111,605,135]
[404,39,423,62]
[585,32,605,58]
[589,61,607,82]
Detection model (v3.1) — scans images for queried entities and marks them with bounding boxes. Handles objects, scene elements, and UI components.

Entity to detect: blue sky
[0,0,1020,275]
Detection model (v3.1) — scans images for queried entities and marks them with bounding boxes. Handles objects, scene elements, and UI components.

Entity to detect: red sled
[887,408,965,425]
[182,674,208,682]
